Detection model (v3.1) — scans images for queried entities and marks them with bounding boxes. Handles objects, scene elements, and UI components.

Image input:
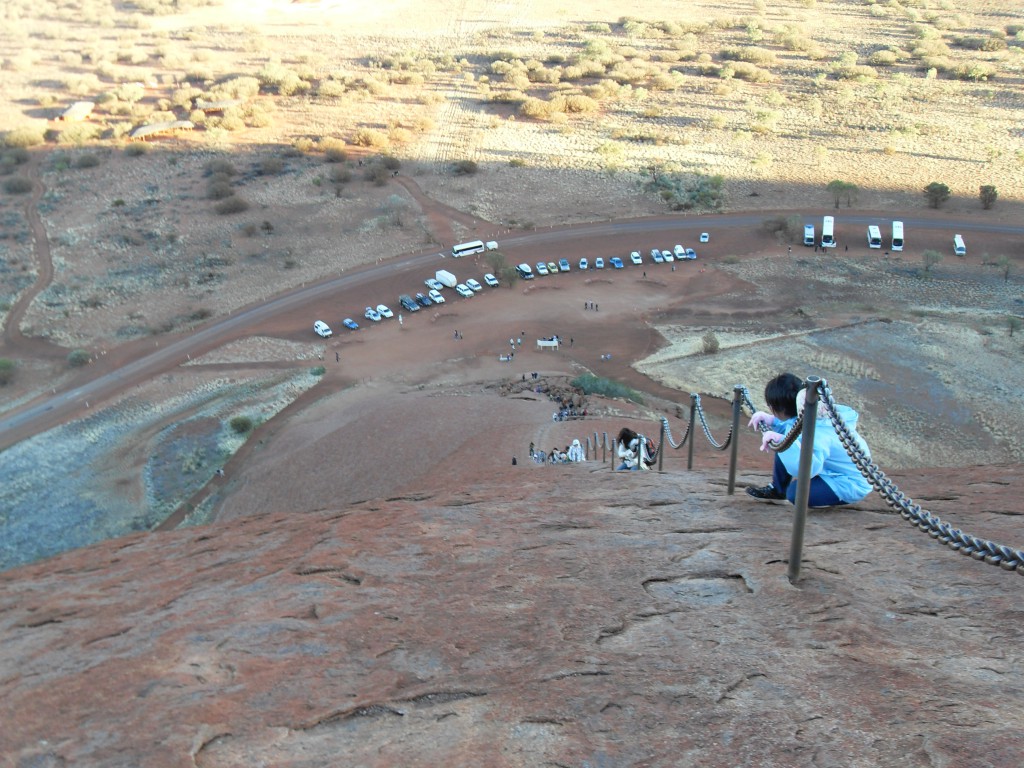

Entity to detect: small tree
[67,349,91,367]
[229,415,253,434]
[843,182,858,207]
[994,255,1011,282]
[0,358,15,385]
[826,179,846,209]
[924,181,951,209]
[979,185,998,210]
[922,249,942,274]
[701,330,721,354]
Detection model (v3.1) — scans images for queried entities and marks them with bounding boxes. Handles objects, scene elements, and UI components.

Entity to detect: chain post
[788,376,822,584]
[687,394,697,470]
[658,418,665,472]
[727,385,742,494]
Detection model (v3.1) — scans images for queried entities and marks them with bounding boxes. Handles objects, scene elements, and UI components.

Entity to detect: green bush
[68,349,91,367]
[124,143,148,157]
[4,126,45,148]
[207,181,234,200]
[570,374,644,404]
[206,158,237,176]
[73,153,101,169]
[0,358,15,386]
[452,159,479,175]
[229,415,253,434]
[3,176,32,194]
[701,330,720,354]
[215,196,250,214]
[311,366,326,377]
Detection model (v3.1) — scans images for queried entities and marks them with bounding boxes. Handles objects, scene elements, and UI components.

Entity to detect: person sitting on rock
[746,373,872,506]
[567,439,584,462]
[616,427,640,471]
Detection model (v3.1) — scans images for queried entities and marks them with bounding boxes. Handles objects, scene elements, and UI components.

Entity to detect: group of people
[531,439,585,464]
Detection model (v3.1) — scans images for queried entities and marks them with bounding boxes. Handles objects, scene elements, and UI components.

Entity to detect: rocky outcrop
[1,463,1021,767]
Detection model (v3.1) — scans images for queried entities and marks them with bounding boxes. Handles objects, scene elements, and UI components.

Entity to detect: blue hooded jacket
[771,404,872,504]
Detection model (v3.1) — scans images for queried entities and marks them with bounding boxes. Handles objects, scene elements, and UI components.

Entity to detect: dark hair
[617,427,637,446]
[764,373,803,419]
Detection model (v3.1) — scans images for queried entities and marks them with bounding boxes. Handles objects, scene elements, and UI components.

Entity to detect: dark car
[399,294,420,312]
[415,292,433,307]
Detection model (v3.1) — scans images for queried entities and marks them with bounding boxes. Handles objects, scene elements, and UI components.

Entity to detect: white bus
[891,221,904,252]
[953,234,966,256]
[451,240,485,257]
[821,216,836,248]
[803,224,815,246]
[867,225,882,249]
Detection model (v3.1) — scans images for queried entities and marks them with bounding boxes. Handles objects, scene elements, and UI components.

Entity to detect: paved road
[1,211,1021,450]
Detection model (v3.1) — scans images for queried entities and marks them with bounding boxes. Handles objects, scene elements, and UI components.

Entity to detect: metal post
[788,376,821,584]
[658,419,665,472]
[727,385,742,495]
[687,394,697,470]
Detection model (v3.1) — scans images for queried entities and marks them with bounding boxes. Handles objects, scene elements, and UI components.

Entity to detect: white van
[485,240,499,251]
[953,234,966,256]
[313,321,332,338]
[803,224,815,247]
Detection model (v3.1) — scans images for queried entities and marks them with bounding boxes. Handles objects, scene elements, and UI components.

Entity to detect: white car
[466,278,483,292]
[364,306,381,322]
[594,257,605,269]
[455,283,474,298]
[685,248,697,260]
[376,304,394,318]
[699,232,710,243]
[662,249,675,262]
[483,273,499,287]
[651,250,664,264]
[630,251,642,265]
[313,320,332,338]
[579,258,588,270]
[428,289,445,303]
[425,278,444,291]
[535,262,549,276]
[673,244,685,259]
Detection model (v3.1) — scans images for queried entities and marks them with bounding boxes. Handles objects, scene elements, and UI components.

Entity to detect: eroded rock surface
[1,464,1020,767]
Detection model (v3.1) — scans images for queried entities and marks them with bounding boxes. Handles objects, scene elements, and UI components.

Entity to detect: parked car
[376,304,394,318]
[610,257,624,269]
[424,278,444,291]
[415,292,432,307]
[699,232,710,243]
[536,262,549,276]
[651,250,664,263]
[673,244,685,259]
[342,318,359,330]
[466,278,483,292]
[662,249,675,262]
[630,251,642,265]
[558,258,570,272]
[685,248,697,260]
[594,257,605,269]
[364,307,381,322]
[399,295,419,312]
[455,283,474,298]
[546,262,558,275]
[483,273,499,287]
[579,257,588,270]
[428,289,445,304]
[313,320,332,338]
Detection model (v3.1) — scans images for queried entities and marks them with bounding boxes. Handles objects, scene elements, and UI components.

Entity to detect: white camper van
[867,225,882,249]
[953,234,966,256]
[803,224,815,247]
[891,221,904,252]
[821,216,836,248]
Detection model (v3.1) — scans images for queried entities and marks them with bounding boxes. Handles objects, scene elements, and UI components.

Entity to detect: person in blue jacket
[746,373,872,507]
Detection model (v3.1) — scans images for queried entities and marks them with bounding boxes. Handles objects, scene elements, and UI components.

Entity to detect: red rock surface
[2,458,1020,768]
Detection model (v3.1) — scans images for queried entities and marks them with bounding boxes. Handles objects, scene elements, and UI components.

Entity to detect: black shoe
[746,483,784,500]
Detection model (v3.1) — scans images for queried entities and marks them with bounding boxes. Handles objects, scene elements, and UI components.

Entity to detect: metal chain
[695,394,734,451]
[780,381,1024,576]
[660,415,692,450]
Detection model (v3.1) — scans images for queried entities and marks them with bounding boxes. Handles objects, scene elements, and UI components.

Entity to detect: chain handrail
[660,394,734,452]
[755,380,1023,576]
[659,415,692,450]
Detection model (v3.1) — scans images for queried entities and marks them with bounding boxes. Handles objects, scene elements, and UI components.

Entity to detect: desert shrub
[922,249,943,272]
[215,196,250,215]
[124,143,147,157]
[310,366,326,377]
[452,159,478,176]
[205,158,236,176]
[979,185,998,210]
[3,147,30,165]
[951,61,997,81]
[207,181,234,200]
[570,374,644,404]
[720,46,777,67]
[323,145,348,163]
[259,157,284,175]
[509,157,527,168]
[4,127,45,148]
[73,153,101,169]
[56,124,100,146]
[352,128,389,148]
[518,97,553,120]
[835,64,877,81]
[229,415,253,434]
[560,94,599,114]
[363,166,389,185]
[3,177,33,194]
[68,349,91,367]
[701,330,720,355]
[0,358,15,386]
[292,137,315,154]
[381,155,401,170]
[868,50,898,66]
[330,166,352,184]
[721,61,774,83]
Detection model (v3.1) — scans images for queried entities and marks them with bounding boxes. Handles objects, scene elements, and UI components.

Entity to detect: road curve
[1,209,1021,451]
